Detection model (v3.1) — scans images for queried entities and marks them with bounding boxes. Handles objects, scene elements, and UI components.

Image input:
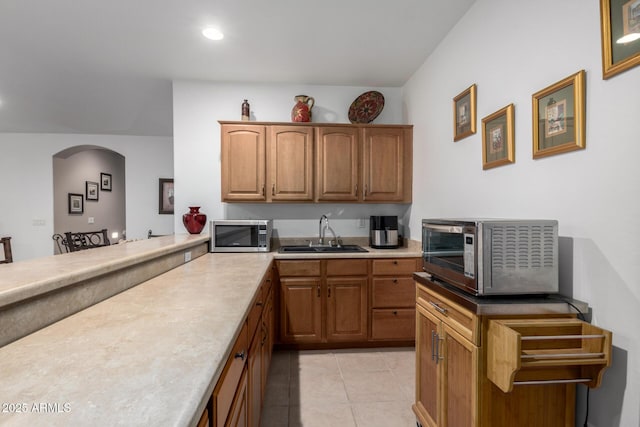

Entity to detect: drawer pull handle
[514,378,591,386]
[328,287,331,298]
[256,301,263,306]
[393,260,398,265]
[392,310,398,315]
[317,284,320,297]
[234,351,246,361]
[393,279,398,283]
[431,331,437,361]
[429,301,448,315]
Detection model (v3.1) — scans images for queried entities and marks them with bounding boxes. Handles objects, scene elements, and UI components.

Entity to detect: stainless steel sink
[278,244,368,253]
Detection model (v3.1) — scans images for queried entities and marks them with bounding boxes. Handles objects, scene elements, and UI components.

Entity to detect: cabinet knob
[272,184,275,196]
[393,260,398,265]
[392,310,398,315]
[234,351,246,361]
[393,279,398,284]
[256,301,263,306]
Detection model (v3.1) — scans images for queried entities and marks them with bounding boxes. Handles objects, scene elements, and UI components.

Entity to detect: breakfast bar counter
[0,248,273,426]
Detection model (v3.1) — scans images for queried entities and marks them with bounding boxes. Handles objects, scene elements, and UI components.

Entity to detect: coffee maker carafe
[370,216,399,249]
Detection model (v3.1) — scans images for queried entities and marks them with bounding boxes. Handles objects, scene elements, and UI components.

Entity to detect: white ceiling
[0,0,475,136]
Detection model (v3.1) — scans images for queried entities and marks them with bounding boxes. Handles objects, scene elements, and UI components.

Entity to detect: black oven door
[422,223,477,294]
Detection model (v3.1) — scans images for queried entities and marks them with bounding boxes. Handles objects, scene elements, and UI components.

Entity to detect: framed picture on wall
[68,193,84,214]
[159,178,174,214]
[600,0,640,79]
[453,84,477,141]
[100,173,112,191]
[86,181,99,201]
[481,104,515,170]
[532,70,586,159]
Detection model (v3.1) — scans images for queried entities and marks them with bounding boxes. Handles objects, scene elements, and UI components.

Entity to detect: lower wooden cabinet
[277,258,419,346]
[213,322,249,427]
[414,279,613,427]
[226,368,248,427]
[278,259,368,344]
[370,258,419,342]
[415,303,478,427]
[206,268,274,427]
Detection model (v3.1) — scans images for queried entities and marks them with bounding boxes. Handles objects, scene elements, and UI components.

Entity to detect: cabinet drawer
[326,259,368,276]
[416,284,478,345]
[276,260,321,276]
[371,308,415,340]
[371,277,415,308]
[372,258,418,276]
[213,322,248,427]
[247,285,264,342]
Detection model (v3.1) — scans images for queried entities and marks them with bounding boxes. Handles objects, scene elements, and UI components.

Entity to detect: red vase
[183,206,207,234]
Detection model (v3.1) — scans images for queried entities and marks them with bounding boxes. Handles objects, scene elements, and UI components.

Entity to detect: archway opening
[52,145,126,254]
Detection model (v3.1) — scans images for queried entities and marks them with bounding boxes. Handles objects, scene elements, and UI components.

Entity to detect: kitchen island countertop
[0,252,273,427]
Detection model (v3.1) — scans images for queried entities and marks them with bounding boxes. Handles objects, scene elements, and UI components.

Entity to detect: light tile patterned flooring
[260,347,416,427]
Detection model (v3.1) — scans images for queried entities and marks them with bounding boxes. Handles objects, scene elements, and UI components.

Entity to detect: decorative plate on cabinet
[348,91,385,123]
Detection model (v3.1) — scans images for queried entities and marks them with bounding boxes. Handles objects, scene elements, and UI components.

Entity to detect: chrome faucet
[318,215,340,247]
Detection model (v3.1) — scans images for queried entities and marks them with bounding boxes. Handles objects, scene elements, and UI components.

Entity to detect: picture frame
[159,178,174,215]
[68,193,84,214]
[86,181,99,201]
[600,0,640,79]
[481,103,515,170]
[453,84,477,142]
[532,70,586,159]
[100,172,112,191]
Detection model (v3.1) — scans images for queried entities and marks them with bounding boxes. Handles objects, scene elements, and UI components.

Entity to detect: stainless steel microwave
[422,219,559,296]
[209,220,273,252]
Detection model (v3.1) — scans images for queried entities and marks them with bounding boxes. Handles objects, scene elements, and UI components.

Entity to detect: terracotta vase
[183,206,207,234]
[291,95,314,122]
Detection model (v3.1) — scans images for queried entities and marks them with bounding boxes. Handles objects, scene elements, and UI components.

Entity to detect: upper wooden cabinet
[315,126,360,202]
[362,127,412,202]
[221,124,267,202]
[220,121,413,203]
[268,125,314,201]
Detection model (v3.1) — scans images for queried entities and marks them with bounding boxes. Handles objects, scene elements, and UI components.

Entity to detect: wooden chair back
[63,229,111,252]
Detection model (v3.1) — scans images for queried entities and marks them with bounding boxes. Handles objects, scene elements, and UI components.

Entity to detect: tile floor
[260,347,417,427]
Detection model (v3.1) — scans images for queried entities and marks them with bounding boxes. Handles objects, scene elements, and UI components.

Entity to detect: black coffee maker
[369,216,399,249]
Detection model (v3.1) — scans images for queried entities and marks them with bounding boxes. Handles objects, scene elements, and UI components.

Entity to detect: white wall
[172,81,410,238]
[0,134,174,261]
[404,0,639,425]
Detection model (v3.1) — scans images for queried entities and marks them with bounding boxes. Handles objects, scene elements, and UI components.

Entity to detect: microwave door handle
[424,224,464,234]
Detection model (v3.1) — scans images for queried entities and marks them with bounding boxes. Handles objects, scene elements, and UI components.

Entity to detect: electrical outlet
[88,217,95,224]
[184,251,192,262]
[358,217,366,228]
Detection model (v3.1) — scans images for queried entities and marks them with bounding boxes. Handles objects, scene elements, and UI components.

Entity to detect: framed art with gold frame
[532,70,586,159]
[481,104,515,170]
[600,0,640,79]
[453,84,477,141]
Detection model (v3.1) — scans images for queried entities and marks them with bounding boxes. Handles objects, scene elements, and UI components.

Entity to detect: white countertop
[0,237,421,426]
[0,234,210,309]
[0,252,273,427]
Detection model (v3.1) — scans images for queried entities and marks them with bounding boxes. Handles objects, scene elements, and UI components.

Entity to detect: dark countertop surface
[414,271,589,317]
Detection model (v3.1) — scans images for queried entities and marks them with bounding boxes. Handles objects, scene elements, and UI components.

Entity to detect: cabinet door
[361,127,406,202]
[442,323,478,427]
[315,126,360,201]
[261,286,274,399]
[326,277,368,342]
[268,126,314,201]
[415,304,441,427]
[226,368,248,427]
[221,125,267,201]
[279,277,322,343]
[247,332,262,427]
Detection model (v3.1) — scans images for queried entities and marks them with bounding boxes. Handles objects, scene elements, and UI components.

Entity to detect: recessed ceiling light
[202,27,224,41]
